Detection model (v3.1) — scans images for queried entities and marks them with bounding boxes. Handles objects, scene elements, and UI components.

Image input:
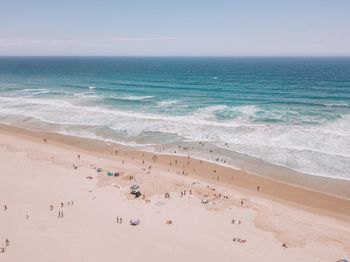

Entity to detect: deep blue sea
[0,57,349,180]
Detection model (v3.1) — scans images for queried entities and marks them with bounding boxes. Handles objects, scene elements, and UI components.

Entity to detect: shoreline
[1,123,350,221]
[150,141,350,198]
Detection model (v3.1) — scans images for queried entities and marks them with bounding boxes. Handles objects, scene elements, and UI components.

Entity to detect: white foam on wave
[0,97,261,132]
[196,104,259,116]
[13,88,51,96]
[31,90,51,95]
[0,96,73,108]
[1,95,350,180]
[236,105,260,115]
[0,97,273,130]
[156,100,180,107]
[88,86,96,90]
[324,102,349,108]
[108,95,154,101]
[193,105,229,119]
[20,88,48,92]
[73,92,102,99]
[193,104,260,123]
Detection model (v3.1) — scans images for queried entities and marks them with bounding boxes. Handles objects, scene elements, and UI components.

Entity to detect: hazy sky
[1,0,350,56]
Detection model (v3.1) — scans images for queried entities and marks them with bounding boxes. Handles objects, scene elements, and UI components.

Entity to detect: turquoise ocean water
[0,57,349,180]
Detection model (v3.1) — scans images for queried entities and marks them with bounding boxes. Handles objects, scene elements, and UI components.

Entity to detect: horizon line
[1,55,350,58]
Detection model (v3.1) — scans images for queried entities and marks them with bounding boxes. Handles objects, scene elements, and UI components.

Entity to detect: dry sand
[0,125,349,261]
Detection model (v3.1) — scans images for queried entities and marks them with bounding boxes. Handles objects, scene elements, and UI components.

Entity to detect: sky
[0,0,350,56]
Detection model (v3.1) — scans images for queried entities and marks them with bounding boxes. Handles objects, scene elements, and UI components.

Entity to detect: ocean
[0,57,349,180]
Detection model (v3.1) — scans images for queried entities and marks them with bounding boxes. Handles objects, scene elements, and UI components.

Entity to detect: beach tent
[130,184,141,197]
[201,199,209,204]
[130,219,140,226]
[130,184,140,190]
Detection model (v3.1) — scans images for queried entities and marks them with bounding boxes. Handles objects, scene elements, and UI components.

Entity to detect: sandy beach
[2,0,350,261]
[0,124,349,261]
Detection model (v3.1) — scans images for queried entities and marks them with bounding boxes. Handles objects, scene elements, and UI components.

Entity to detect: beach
[0,124,349,261]
[1,0,350,260]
